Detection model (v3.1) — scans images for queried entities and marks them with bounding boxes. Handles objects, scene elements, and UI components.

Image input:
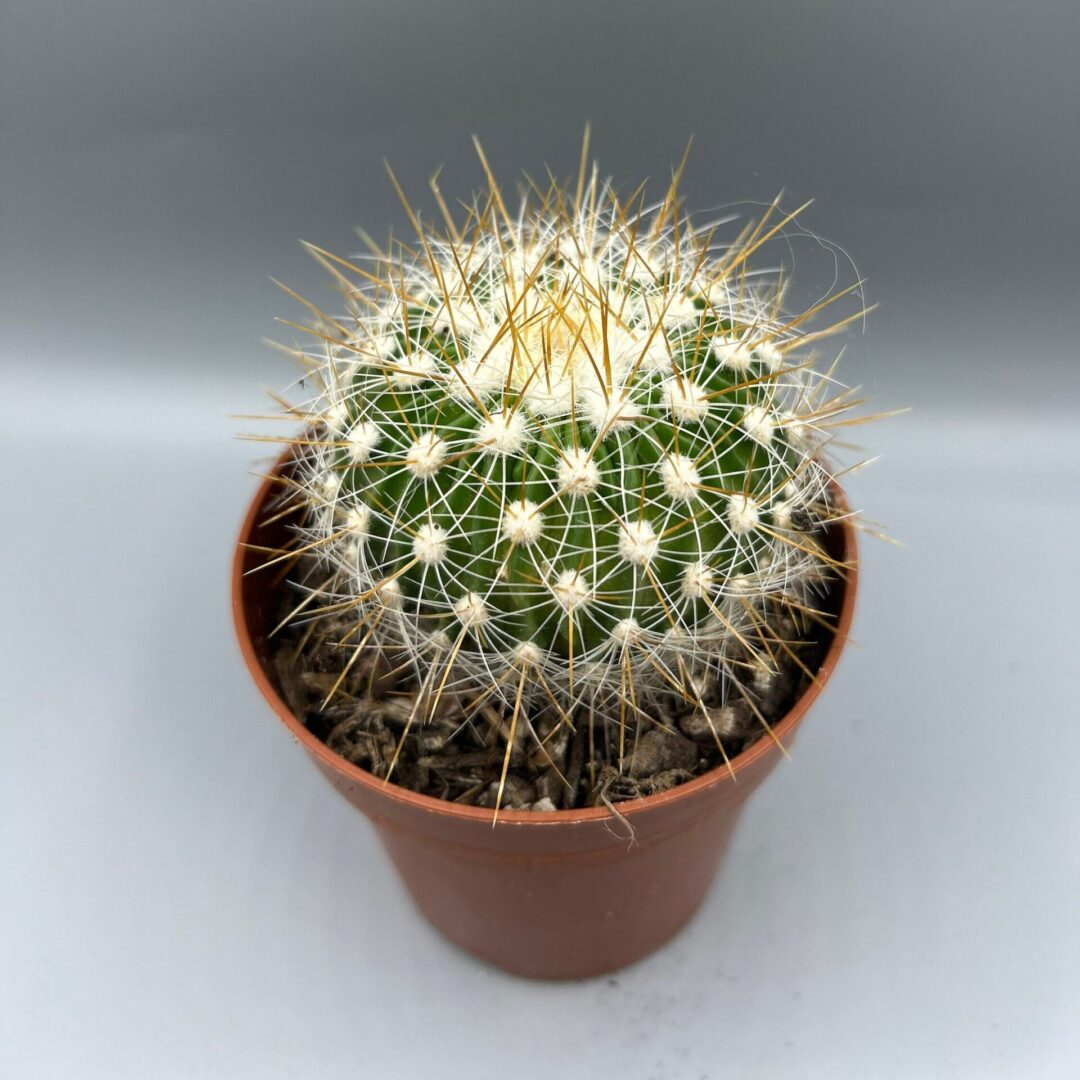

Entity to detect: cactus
[261,141,864,804]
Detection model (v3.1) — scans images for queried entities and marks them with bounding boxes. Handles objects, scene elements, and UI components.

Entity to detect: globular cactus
[265,143,862,794]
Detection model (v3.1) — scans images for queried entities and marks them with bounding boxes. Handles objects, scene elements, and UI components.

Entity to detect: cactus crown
[263,143,864,801]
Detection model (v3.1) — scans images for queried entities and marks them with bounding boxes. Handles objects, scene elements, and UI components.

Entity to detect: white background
[4,1,1079,1075]
[3,374,1078,1078]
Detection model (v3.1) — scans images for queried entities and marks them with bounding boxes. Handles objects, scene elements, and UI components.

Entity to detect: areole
[233,451,858,978]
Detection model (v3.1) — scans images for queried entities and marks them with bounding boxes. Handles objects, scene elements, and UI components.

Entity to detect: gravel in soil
[269,600,831,811]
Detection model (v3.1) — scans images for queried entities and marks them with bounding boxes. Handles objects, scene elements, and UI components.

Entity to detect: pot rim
[232,454,858,827]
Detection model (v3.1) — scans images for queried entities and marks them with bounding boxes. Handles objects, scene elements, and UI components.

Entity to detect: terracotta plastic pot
[232,455,858,979]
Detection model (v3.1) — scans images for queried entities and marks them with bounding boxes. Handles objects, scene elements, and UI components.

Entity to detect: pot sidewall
[232,452,857,977]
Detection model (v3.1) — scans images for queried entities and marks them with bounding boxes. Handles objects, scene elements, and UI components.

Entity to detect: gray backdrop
[3,3,1078,1078]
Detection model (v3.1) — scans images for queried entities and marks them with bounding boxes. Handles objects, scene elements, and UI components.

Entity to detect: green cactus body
[288,171,848,729]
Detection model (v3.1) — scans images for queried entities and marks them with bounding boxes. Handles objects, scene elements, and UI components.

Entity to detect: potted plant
[233,140,867,979]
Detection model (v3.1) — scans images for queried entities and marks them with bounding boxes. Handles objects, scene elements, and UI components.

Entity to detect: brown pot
[232,455,858,980]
